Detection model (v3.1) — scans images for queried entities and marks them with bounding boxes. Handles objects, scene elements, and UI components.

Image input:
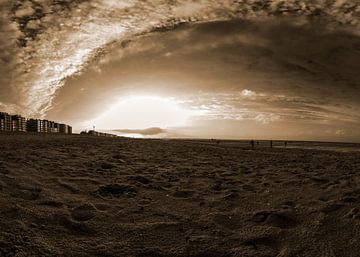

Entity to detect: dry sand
[1,133,360,257]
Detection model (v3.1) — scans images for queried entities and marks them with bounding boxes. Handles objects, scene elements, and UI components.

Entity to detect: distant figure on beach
[270,140,273,148]
[250,140,255,149]
[211,138,220,145]
[284,141,287,148]
[257,141,259,146]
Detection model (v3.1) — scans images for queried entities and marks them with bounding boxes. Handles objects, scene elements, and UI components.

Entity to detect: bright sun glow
[92,96,195,129]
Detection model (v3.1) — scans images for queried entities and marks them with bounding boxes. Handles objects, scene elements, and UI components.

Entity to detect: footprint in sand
[213,213,243,229]
[138,199,152,206]
[212,181,227,191]
[38,198,64,208]
[320,200,345,214]
[276,200,298,211]
[172,189,195,198]
[251,211,297,229]
[99,161,116,170]
[0,162,10,175]
[111,154,126,163]
[9,181,43,201]
[127,175,151,185]
[136,249,167,257]
[345,208,360,220]
[54,211,94,234]
[71,203,97,222]
[232,233,280,257]
[340,190,360,203]
[242,184,256,192]
[96,183,137,197]
[93,203,113,211]
[222,192,240,201]
[243,235,278,248]
[10,190,40,201]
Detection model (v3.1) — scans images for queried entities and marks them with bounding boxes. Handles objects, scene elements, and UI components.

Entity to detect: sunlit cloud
[241,89,257,98]
[255,113,281,124]
[88,95,202,130]
[1,0,360,117]
[181,90,360,126]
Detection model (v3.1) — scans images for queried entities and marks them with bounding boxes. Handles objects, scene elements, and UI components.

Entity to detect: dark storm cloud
[171,19,360,126]
[1,0,360,117]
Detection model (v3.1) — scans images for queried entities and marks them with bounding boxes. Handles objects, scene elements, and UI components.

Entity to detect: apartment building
[11,115,27,132]
[27,119,42,132]
[59,124,72,134]
[0,112,26,132]
[1,111,72,134]
[0,112,12,131]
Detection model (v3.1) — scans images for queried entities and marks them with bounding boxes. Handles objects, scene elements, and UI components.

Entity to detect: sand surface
[1,134,360,257]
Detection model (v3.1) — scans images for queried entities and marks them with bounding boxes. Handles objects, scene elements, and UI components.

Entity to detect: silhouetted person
[284,141,287,148]
[250,140,255,149]
[257,141,259,145]
[270,140,273,148]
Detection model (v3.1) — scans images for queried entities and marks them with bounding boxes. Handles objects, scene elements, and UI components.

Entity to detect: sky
[1,0,360,142]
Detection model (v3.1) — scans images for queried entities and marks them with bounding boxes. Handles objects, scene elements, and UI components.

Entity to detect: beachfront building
[50,122,59,133]
[59,124,72,134]
[81,130,117,137]
[42,120,48,133]
[59,124,68,134]
[0,112,11,131]
[27,119,72,134]
[11,115,27,132]
[27,119,42,132]
[1,111,73,134]
[0,112,26,132]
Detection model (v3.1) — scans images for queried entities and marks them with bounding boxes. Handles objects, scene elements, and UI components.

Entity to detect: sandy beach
[1,133,360,257]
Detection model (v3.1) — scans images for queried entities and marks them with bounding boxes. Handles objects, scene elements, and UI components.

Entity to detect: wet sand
[1,133,360,257]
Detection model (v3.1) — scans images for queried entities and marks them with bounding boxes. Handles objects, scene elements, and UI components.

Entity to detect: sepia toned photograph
[1,0,360,256]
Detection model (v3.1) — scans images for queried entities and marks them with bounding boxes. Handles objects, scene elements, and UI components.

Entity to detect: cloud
[0,0,359,118]
[241,89,257,98]
[41,16,360,143]
[113,127,167,136]
[255,113,281,124]
[188,90,360,125]
[335,129,346,135]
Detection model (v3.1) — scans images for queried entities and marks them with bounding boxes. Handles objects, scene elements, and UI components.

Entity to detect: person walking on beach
[284,141,287,148]
[270,140,273,148]
[250,140,255,149]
